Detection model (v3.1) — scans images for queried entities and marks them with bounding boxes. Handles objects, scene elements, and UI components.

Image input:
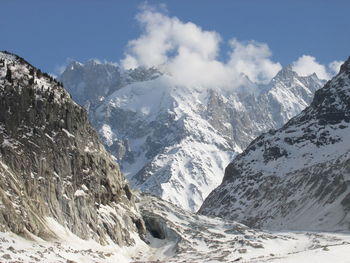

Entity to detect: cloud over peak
[122,9,220,68]
[228,39,282,84]
[121,6,340,88]
[292,55,343,80]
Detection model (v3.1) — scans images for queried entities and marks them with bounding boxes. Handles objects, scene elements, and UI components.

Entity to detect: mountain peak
[273,65,298,80]
[65,60,83,71]
[86,58,102,65]
[59,53,323,212]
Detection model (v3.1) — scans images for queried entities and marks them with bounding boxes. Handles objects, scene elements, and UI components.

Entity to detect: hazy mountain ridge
[60,60,161,107]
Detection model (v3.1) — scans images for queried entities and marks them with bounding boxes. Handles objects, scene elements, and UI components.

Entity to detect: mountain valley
[60,60,325,211]
[1,51,350,262]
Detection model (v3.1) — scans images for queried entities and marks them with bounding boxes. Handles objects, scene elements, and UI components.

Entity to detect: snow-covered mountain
[60,60,161,107]
[3,51,350,263]
[61,61,325,211]
[200,57,350,231]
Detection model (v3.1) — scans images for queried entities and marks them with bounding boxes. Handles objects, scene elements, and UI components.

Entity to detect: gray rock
[0,51,145,246]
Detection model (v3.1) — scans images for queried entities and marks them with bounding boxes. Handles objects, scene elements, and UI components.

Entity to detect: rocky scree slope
[0,51,145,246]
[61,61,324,212]
[200,57,350,231]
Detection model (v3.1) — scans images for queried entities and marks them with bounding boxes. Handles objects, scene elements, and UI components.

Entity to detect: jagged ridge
[61,61,324,212]
[199,57,350,231]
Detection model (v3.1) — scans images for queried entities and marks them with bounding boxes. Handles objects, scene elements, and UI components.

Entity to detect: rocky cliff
[0,51,145,246]
[200,57,350,231]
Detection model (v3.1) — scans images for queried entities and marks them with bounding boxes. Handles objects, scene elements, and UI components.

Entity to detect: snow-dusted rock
[60,60,160,107]
[200,57,350,231]
[0,51,145,246]
[61,60,324,211]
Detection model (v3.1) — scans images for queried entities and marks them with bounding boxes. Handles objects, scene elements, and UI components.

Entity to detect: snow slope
[200,57,350,231]
[94,76,235,211]
[2,193,350,263]
[61,60,324,212]
[139,193,350,262]
[0,218,149,263]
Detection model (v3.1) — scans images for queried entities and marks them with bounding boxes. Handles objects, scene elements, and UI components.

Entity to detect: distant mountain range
[60,60,325,211]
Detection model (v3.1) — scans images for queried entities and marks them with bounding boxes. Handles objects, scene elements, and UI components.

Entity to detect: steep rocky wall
[0,51,145,246]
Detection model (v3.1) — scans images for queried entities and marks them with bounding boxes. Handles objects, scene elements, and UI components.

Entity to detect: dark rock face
[0,51,145,245]
[200,57,350,231]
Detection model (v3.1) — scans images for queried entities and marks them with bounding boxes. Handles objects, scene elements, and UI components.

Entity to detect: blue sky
[1,0,349,77]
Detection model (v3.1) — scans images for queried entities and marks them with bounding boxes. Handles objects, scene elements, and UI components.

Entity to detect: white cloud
[121,7,281,88]
[122,9,219,69]
[328,60,343,75]
[121,6,340,87]
[122,55,139,69]
[227,39,282,84]
[291,55,341,80]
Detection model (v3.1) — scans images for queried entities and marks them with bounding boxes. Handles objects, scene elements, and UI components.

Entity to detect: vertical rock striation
[0,51,145,245]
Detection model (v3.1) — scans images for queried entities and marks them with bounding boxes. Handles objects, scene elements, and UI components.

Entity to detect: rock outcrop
[0,51,145,245]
